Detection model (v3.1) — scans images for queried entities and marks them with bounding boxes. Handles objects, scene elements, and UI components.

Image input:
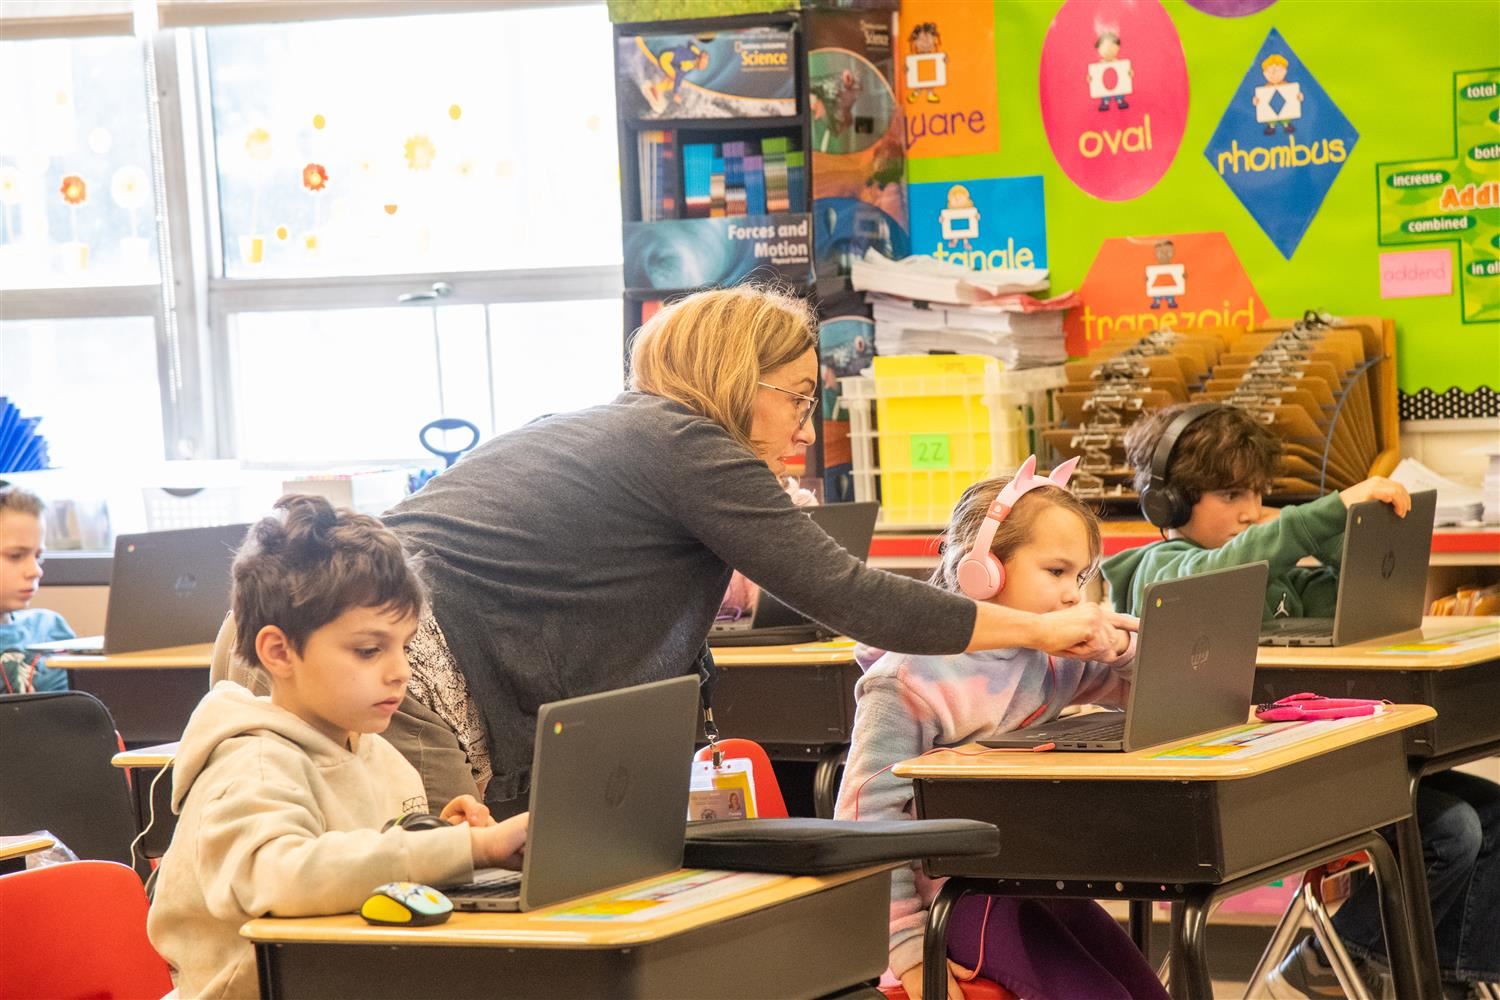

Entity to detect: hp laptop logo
[1381,551,1396,580]
[604,765,631,808]
[1190,635,1211,671]
[173,573,198,597]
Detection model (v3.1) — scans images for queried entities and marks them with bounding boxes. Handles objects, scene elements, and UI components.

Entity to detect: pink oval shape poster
[1040,0,1189,201]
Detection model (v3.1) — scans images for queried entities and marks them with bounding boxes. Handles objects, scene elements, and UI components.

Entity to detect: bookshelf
[611,5,904,490]
[613,10,815,312]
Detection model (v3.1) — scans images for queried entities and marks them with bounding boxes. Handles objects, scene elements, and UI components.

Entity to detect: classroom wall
[906,0,1499,415]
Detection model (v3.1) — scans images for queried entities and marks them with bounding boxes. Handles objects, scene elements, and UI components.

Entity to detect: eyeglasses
[757,381,818,429]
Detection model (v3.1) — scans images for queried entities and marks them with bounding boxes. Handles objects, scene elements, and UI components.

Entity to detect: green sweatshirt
[1102,492,1348,622]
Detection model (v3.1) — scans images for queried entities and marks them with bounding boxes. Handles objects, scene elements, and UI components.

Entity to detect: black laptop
[708,501,879,648]
[1259,490,1436,647]
[981,562,1268,752]
[443,675,699,912]
[28,523,249,655]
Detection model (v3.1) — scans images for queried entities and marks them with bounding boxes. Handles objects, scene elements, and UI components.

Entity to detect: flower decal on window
[404,134,437,171]
[59,174,88,205]
[111,165,150,210]
[302,162,329,192]
[245,127,273,162]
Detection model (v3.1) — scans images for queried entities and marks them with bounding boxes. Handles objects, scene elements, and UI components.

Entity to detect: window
[227,297,623,463]
[0,34,160,289]
[0,317,166,468]
[199,5,625,464]
[203,6,621,279]
[1,3,626,478]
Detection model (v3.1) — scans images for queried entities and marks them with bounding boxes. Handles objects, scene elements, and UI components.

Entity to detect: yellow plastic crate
[839,356,1066,528]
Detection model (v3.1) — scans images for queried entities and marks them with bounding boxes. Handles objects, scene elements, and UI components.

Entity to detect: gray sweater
[384,392,976,801]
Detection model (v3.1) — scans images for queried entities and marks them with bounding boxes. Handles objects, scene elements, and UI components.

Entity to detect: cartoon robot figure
[905,21,946,104]
[647,40,711,112]
[1253,54,1303,135]
[1145,240,1185,310]
[939,184,980,250]
[1088,31,1133,111]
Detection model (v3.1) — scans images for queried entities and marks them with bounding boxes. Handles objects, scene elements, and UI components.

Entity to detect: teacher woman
[379,284,1131,814]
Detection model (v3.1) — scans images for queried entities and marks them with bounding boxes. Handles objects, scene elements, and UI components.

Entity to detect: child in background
[148,496,529,999]
[0,484,74,693]
[835,457,1163,1000]
[1104,403,1499,998]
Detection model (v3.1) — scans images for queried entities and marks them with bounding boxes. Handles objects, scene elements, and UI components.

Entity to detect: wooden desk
[1255,617,1500,999]
[0,834,56,874]
[708,641,861,818]
[897,705,1435,1000]
[112,742,181,860]
[50,644,210,744]
[242,865,891,999]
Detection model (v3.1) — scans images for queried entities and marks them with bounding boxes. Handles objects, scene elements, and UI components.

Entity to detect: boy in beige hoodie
[147,495,529,999]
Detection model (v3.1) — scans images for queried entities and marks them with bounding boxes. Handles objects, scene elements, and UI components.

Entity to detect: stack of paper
[1390,457,1485,525]
[850,248,1049,304]
[851,243,1075,368]
[0,397,49,473]
[868,293,1073,369]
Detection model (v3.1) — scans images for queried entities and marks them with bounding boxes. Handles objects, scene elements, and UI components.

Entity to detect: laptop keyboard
[452,871,522,897]
[1058,718,1125,742]
[1267,621,1332,638]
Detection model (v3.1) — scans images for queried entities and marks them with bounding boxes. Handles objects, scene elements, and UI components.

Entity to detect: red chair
[0,860,173,1000]
[693,737,789,819]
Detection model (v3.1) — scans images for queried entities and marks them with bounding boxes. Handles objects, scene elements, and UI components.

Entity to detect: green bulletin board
[906,0,1500,406]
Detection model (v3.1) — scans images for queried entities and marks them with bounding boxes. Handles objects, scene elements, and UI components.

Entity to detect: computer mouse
[360,882,453,927]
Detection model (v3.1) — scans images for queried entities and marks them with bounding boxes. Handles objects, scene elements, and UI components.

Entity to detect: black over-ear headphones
[1138,402,1224,529]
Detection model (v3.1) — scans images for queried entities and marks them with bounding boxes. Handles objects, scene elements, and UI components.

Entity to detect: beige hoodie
[146,682,474,999]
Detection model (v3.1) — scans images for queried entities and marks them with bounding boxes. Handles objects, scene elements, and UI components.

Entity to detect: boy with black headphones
[1102,404,1500,1000]
[1101,401,1410,625]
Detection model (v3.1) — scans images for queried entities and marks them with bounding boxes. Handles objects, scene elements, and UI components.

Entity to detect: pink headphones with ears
[956,455,1081,600]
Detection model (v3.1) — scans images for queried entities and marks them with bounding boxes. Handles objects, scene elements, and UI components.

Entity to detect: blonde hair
[1261,54,1289,70]
[628,283,818,452]
[0,485,44,519]
[930,476,1103,593]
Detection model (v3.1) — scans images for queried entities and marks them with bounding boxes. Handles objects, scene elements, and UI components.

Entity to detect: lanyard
[694,642,723,767]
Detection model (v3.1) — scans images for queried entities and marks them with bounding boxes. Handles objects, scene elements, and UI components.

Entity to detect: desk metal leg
[813,747,846,819]
[1167,890,1213,1000]
[923,878,971,1000]
[1367,833,1425,1000]
[1399,772,1444,1000]
[1129,899,1153,959]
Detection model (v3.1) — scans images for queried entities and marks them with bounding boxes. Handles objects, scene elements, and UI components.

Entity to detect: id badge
[687,757,757,821]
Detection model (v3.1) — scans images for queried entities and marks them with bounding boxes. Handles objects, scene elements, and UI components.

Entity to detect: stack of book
[0,397,49,473]
[850,250,1073,369]
[683,136,803,219]
[637,130,678,222]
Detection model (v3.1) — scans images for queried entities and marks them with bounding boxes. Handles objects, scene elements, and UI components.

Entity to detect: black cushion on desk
[684,818,1000,874]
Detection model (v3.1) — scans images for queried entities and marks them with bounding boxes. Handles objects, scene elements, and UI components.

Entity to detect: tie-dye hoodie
[833,639,1135,978]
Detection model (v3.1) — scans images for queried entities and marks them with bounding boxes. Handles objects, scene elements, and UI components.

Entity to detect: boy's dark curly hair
[232,494,423,667]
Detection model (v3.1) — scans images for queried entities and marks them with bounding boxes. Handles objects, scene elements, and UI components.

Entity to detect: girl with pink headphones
[835,456,1167,1000]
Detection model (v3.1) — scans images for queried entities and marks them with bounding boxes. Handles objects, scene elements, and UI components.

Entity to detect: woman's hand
[1034,603,1138,660]
[441,794,494,827]
[897,959,975,1000]
[470,812,529,870]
